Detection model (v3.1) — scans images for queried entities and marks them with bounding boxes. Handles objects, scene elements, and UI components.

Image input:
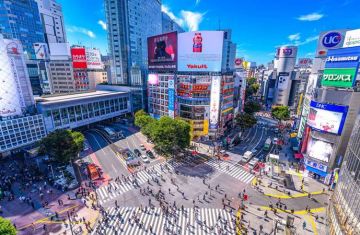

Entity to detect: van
[242,151,253,162]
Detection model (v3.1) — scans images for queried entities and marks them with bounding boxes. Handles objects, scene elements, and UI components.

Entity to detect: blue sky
[58,0,360,64]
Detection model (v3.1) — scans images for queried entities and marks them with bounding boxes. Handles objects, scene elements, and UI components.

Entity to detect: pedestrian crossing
[96,162,176,204]
[206,159,254,184]
[93,207,236,235]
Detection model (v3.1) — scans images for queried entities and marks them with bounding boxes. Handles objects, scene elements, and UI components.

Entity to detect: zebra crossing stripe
[94,207,236,235]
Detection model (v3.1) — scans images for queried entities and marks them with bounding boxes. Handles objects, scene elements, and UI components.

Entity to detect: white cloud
[67,26,96,38]
[195,0,201,5]
[161,5,204,31]
[297,13,324,21]
[180,11,204,31]
[288,33,300,41]
[306,52,315,57]
[161,5,184,27]
[98,20,107,30]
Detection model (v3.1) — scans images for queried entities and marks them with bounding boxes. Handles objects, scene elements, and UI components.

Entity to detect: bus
[103,127,118,140]
[264,138,271,151]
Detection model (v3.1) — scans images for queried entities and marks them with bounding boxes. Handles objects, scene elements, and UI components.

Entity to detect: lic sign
[322,32,342,48]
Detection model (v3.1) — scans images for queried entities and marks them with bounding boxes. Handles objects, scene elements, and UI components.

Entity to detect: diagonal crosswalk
[93,207,236,235]
[96,162,177,204]
[206,159,254,184]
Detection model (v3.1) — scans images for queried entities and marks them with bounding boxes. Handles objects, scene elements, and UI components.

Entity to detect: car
[141,155,150,163]
[140,144,146,151]
[133,149,142,157]
[273,137,278,145]
[248,158,259,168]
[146,150,155,159]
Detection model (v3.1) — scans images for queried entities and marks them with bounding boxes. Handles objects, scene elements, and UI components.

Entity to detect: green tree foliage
[39,129,84,163]
[244,101,261,114]
[134,112,191,157]
[271,106,290,122]
[134,109,147,119]
[235,113,257,130]
[245,77,260,99]
[0,217,17,235]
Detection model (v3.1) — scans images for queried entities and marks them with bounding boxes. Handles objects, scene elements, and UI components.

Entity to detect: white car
[141,155,150,163]
[273,137,278,145]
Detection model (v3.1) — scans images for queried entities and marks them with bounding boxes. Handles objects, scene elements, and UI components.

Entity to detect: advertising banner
[209,76,221,129]
[234,58,243,69]
[148,32,177,71]
[277,72,290,89]
[34,43,49,60]
[168,77,175,118]
[178,31,224,72]
[148,74,159,85]
[0,38,23,117]
[86,48,103,69]
[307,101,348,135]
[71,48,87,69]
[306,136,333,163]
[343,29,360,48]
[322,68,357,88]
[276,46,297,58]
[298,58,312,67]
[316,30,347,57]
[304,158,328,172]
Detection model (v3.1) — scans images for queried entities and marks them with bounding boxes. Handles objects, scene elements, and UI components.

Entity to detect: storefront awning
[294,153,304,159]
[306,166,327,177]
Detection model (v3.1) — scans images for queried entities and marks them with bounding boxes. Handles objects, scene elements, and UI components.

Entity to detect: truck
[264,138,272,151]
[242,151,253,162]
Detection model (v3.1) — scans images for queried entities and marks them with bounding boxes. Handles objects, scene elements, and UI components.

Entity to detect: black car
[134,149,142,157]
[146,150,155,159]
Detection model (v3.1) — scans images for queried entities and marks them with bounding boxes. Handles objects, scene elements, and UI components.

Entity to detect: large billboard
[148,32,177,71]
[71,47,87,69]
[277,72,290,89]
[209,76,221,129]
[316,30,347,57]
[276,46,297,58]
[0,38,23,117]
[306,136,333,163]
[168,77,175,118]
[33,43,49,60]
[343,29,360,48]
[321,46,360,88]
[307,101,348,135]
[178,31,224,72]
[86,48,103,69]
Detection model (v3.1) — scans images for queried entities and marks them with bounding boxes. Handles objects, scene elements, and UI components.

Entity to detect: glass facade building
[0,0,45,59]
[329,114,360,235]
[0,115,46,153]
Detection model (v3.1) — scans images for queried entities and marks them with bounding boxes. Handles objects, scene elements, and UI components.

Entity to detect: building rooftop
[35,90,127,105]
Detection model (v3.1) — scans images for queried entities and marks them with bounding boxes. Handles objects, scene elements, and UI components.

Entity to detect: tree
[244,101,261,114]
[39,129,84,163]
[235,113,257,131]
[271,106,290,122]
[0,217,16,235]
[135,114,155,129]
[134,109,147,119]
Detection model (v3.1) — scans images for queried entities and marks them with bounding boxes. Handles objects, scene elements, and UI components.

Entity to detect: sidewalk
[236,200,327,235]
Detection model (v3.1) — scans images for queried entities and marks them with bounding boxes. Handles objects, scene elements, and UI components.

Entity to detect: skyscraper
[35,0,67,43]
[0,0,45,59]
[162,12,184,34]
[104,0,162,85]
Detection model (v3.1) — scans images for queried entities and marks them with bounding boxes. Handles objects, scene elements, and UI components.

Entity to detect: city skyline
[59,0,360,64]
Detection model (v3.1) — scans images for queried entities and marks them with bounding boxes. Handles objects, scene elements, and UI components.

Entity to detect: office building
[273,46,298,106]
[328,113,360,235]
[222,30,237,72]
[88,71,107,90]
[0,0,45,59]
[162,12,184,34]
[49,60,76,93]
[35,0,66,43]
[104,0,162,86]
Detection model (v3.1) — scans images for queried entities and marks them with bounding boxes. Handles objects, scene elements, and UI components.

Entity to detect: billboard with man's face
[147,32,177,71]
